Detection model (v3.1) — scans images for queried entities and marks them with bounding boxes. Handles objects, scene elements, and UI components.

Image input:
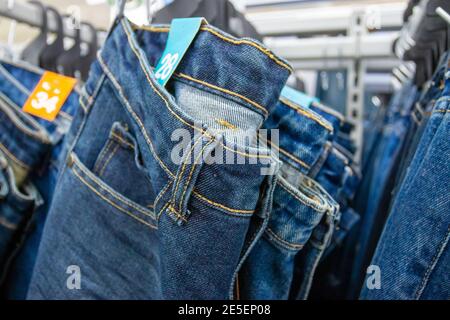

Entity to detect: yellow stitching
[280,97,334,132]
[172,135,204,208]
[0,142,29,169]
[97,55,175,177]
[178,140,213,212]
[175,72,268,116]
[78,96,88,113]
[258,135,310,169]
[167,204,188,222]
[277,180,324,211]
[72,168,156,229]
[73,156,155,218]
[192,191,254,214]
[98,143,120,177]
[266,227,304,250]
[147,203,154,208]
[154,180,173,209]
[93,139,114,174]
[121,21,272,160]
[158,202,170,218]
[433,109,450,113]
[111,132,135,149]
[134,25,293,73]
[0,217,17,230]
[215,119,237,130]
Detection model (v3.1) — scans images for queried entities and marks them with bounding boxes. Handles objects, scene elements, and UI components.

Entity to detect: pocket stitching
[71,165,156,229]
[72,154,156,220]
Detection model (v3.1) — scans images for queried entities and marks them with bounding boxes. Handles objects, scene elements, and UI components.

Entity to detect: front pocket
[91,122,156,210]
[68,151,156,228]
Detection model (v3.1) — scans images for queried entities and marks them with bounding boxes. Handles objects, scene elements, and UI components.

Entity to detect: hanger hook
[116,0,127,19]
[436,7,450,25]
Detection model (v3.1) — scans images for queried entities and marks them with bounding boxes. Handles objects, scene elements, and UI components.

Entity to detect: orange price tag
[23,71,77,121]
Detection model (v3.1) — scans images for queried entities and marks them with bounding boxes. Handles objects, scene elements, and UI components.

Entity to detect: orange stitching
[72,167,157,229]
[0,142,29,169]
[280,97,333,132]
[155,180,173,210]
[258,135,310,170]
[121,20,272,160]
[97,55,175,177]
[277,180,324,211]
[121,21,271,160]
[0,217,17,230]
[178,139,213,212]
[167,204,188,222]
[93,139,114,174]
[172,135,204,208]
[73,155,155,218]
[111,132,135,149]
[192,191,254,214]
[98,143,120,177]
[134,25,293,73]
[266,227,304,250]
[175,72,268,116]
[215,118,237,130]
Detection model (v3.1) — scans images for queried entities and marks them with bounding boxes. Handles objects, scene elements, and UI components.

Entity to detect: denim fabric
[27,18,292,300]
[239,98,339,300]
[348,81,417,298]
[360,79,450,299]
[0,61,79,299]
[315,70,347,115]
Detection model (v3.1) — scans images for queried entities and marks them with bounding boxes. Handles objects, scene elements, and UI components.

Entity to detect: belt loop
[166,132,220,226]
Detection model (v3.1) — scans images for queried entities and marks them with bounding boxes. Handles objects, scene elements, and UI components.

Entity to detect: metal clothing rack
[0,0,106,45]
[243,0,407,162]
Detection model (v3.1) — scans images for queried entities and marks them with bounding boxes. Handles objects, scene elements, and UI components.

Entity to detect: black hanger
[56,14,81,78]
[39,6,65,71]
[21,0,48,66]
[79,22,98,81]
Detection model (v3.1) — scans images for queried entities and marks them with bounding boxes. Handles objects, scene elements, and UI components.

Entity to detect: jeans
[27,17,292,299]
[239,98,339,300]
[360,75,450,300]
[0,61,79,299]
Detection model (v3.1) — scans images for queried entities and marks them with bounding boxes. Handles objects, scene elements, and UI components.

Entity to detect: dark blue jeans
[27,17,292,299]
[0,61,79,299]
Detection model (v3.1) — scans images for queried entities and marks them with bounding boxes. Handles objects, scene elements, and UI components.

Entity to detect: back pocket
[91,122,156,210]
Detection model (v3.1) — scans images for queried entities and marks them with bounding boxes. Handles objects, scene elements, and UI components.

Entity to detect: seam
[72,168,156,229]
[98,143,120,177]
[0,142,29,170]
[97,54,175,178]
[167,204,188,223]
[433,109,449,113]
[415,226,450,299]
[178,139,213,212]
[174,72,268,116]
[121,20,272,160]
[0,217,17,230]
[111,132,135,149]
[259,135,310,170]
[172,135,204,209]
[158,202,170,218]
[265,227,304,250]
[277,180,324,212]
[280,97,334,132]
[155,180,173,213]
[133,25,292,73]
[78,96,88,114]
[191,191,254,215]
[93,139,114,174]
[73,156,155,219]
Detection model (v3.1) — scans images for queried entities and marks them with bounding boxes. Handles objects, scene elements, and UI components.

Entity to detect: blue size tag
[281,86,319,108]
[154,17,203,86]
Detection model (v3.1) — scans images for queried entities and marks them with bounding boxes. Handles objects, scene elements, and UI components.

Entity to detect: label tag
[281,86,319,108]
[23,71,77,121]
[154,17,203,86]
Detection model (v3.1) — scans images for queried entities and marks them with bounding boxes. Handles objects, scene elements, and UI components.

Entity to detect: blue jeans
[27,18,292,299]
[0,61,79,299]
[239,98,339,300]
[360,76,450,300]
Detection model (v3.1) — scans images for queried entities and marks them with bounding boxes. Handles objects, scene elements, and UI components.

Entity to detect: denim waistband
[310,101,344,135]
[92,19,292,120]
[263,98,334,174]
